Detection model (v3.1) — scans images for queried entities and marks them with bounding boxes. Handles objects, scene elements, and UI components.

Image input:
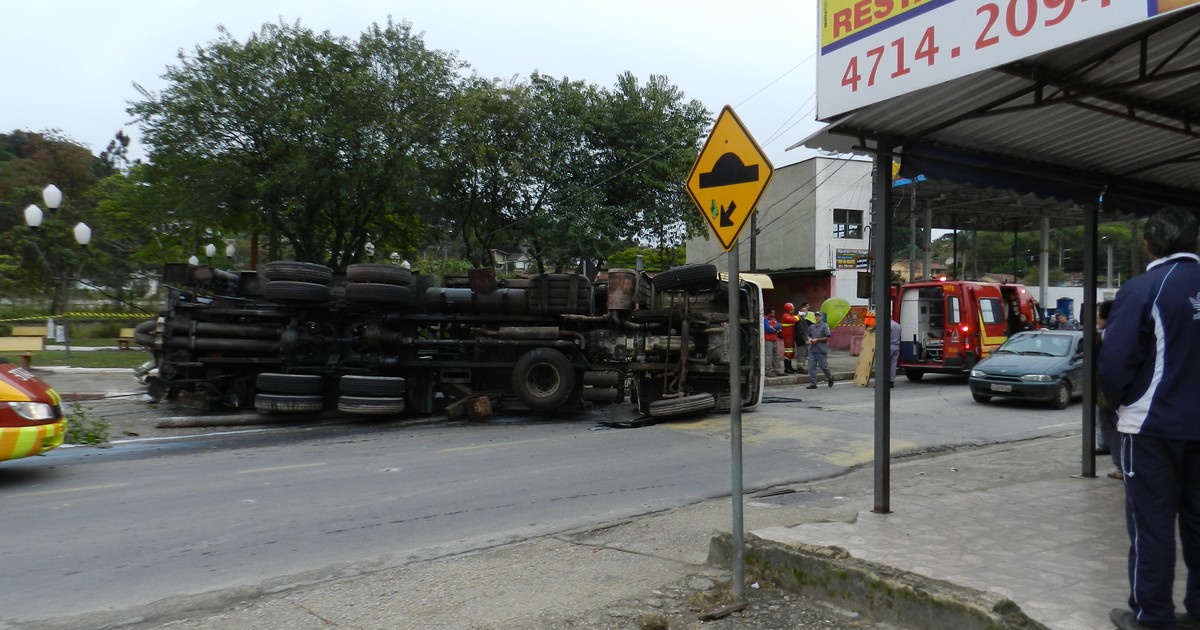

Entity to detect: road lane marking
[238,462,328,474]
[437,437,556,453]
[663,416,918,468]
[8,482,131,498]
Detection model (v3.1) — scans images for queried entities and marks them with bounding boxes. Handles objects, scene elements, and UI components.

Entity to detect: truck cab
[894,279,1039,381]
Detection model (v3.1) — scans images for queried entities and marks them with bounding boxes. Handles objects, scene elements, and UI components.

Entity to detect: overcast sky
[4,1,823,168]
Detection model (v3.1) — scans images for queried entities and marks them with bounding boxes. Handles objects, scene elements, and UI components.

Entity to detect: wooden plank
[0,337,45,352]
[853,331,877,387]
[116,328,138,350]
[11,326,48,337]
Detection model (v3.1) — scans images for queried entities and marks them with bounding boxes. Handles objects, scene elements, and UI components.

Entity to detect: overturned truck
[135,261,765,419]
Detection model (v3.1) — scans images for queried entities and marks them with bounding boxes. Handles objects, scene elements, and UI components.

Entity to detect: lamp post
[22,185,92,358]
[204,243,217,265]
[225,241,236,266]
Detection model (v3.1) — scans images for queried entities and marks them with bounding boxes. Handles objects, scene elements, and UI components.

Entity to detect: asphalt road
[0,374,1080,626]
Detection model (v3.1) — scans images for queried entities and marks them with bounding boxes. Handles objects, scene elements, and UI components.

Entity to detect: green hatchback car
[968,330,1085,410]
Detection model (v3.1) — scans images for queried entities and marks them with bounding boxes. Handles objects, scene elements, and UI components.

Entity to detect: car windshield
[997,334,1072,357]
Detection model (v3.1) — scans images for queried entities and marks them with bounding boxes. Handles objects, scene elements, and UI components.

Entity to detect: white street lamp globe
[205,243,217,258]
[42,184,62,210]
[188,255,200,266]
[390,252,400,265]
[401,260,411,270]
[24,204,43,228]
[225,242,236,257]
[364,242,375,257]
[73,222,92,247]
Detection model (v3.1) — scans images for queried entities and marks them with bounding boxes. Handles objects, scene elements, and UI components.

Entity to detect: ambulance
[892,279,1041,381]
[0,360,66,463]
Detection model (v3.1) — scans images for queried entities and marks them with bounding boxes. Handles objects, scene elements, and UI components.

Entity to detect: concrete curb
[763,370,856,386]
[707,533,1051,630]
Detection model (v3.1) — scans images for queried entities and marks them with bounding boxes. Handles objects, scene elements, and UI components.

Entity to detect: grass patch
[24,349,150,369]
[65,401,111,445]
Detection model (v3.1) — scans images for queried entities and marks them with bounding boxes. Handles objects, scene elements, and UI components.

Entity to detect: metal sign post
[685,105,772,601]
[727,242,744,599]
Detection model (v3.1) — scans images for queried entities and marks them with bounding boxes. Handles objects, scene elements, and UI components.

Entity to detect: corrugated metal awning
[795,8,1200,217]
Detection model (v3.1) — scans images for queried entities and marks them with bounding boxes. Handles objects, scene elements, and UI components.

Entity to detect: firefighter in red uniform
[780,302,799,374]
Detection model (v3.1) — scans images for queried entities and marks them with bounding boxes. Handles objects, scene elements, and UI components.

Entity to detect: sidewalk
[28,352,1152,630]
[718,435,1142,630]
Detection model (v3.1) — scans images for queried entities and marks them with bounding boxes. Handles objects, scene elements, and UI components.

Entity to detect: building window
[833,208,863,239]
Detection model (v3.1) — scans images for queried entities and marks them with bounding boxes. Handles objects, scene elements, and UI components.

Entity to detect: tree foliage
[0,131,127,310]
[126,20,709,273]
[129,19,457,270]
[926,220,1142,284]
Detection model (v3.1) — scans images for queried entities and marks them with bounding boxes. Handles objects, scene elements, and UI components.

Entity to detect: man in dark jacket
[1099,207,1200,630]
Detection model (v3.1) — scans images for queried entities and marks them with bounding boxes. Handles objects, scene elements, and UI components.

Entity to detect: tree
[0,131,112,309]
[128,19,459,270]
[592,72,709,269]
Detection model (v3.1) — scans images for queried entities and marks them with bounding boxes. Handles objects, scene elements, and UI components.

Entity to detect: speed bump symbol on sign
[686,105,773,252]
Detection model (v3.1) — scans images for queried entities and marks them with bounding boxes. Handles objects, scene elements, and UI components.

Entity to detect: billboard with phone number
[817,0,1199,119]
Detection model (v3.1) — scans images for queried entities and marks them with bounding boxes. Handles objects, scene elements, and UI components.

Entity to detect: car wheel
[1051,382,1071,409]
[971,392,991,403]
[905,369,925,382]
[512,348,576,411]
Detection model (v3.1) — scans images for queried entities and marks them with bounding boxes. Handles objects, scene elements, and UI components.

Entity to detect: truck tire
[261,261,334,285]
[338,395,406,415]
[652,264,717,292]
[345,283,412,305]
[263,281,332,303]
[255,393,324,413]
[256,373,324,394]
[346,264,413,286]
[512,348,576,411]
[340,375,407,397]
[648,393,716,418]
[133,319,158,346]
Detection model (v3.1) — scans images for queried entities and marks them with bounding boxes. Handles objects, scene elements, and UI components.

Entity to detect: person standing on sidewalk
[763,309,782,377]
[889,317,901,387]
[1094,299,1122,479]
[795,302,812,371]
[805,312,834,389]
[1098,207,1200,630]
[780,303,799,374]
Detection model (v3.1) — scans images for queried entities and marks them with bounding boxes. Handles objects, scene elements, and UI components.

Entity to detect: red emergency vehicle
[0,360,66,463]
[892,279,1040,381]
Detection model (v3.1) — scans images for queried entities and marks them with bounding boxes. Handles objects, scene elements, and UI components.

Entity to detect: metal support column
[872,147,894,514]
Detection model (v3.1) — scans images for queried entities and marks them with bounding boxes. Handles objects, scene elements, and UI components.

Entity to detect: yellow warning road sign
[685,105,774,252]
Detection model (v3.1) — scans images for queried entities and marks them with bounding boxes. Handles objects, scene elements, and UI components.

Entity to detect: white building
[686,157,875,321]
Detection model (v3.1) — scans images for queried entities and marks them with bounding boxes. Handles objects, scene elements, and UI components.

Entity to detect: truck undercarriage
[136,262,763,419]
